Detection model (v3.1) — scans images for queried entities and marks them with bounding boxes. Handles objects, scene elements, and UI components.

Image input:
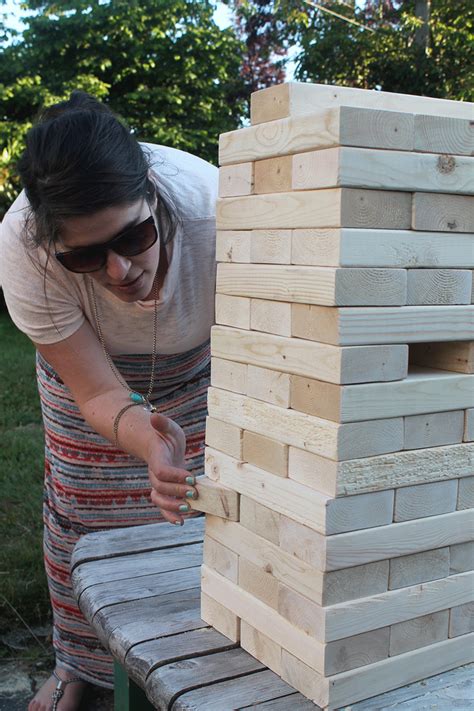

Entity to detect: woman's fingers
[148,463,195,488]
[152,480,198,500]
[150,488,191,525]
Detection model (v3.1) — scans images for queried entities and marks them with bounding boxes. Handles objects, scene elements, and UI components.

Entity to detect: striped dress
[36,340,210,688]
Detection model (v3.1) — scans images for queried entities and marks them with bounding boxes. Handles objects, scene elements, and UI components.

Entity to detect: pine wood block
[249,229,292,264]
[389,610,449,656]
[394,480,458,522]
[216,230,251,262]
[250,82,474,125]
[188,476,239,520]
[287,147,474,195]
[210,357,247,394]
[457,476,474,510]
[215,293,250,329]
[203,535,238,583]
[323,510,473,571]
[291,304,474,346]
[246,365,291,408]
[254,155,292,194]
[288,443,474,498]
[207,387,404,461]
[218,162,253,197]
[242,430,288,477]
[414,114,474,156]
[465,409,474,441]
[238,556,280,608]
[216,188,412,231]
[450,542,474,575]
[389,548,450,590]
[217,263,407,306]
[206,448,394,535]
[290,227,474,269]
[239,497,280,546]
[404,410,464,450]
[412,192,474,233]
[449,603,474,637]
[250,298,292,337]
[281,635,474,710]
[219,105,414,166]
[240,621,282,677]
[205,416,243,463]
[322,559,389,606]
[406,269,472,305]
[410,341,474,374]
[201,591,240,643]
[212,325,408,385]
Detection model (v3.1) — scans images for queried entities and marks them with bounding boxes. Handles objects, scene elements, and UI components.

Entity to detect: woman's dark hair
[18,90,178,248]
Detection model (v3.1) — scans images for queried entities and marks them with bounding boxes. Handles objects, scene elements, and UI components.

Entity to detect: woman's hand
[146,412,198,525]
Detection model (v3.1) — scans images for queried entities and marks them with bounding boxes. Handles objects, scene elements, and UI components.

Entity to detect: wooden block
[406,269,472,305]
[217,263,407,306]
[404,411,464,450]
[389,548,450,590]
[212,325,408,385]
[250,229,292,264]
[450,542,474,575]
[412,192,474,233]
[207,387,405,461]
[216,188,412,231]
[291,227,474,269]
[238,557,279,608]
[457,477,474,510]
[449,603,474,637]
[207,448,394,536]
[201,591,240,642]
[219,105,414,166]
[325,510,473,571]
[242,430,288,477]
[239,497,280,546]
[277,584,324,641]
[246,364,291,408]
[410,341,474,374]
[465,409,474,441]
[203,536,238,583]
[216,230,251,262]
[189,476,239,520]
[323,560,389,606]
[394,480,458,522]
[205,416,243,462]
[389,611,449,656]
[288,443,474,498]
[414,114,474,156]
[291,303,474,346]
[325,628,390,675]
[240,621,282,677]
[254,155,292,193]
[250,82,474,125]
[219,162,253,197]
[250,298,292,337]
[215,293,250,329]
[210,357,247,395]
[290,147,474,195]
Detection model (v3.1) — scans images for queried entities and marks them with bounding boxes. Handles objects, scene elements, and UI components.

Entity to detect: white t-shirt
[0,144,218,354]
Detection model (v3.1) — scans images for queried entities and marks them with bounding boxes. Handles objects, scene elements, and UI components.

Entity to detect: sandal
[50,669,83,711]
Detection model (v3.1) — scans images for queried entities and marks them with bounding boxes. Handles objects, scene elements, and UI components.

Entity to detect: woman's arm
[34,319,198,525]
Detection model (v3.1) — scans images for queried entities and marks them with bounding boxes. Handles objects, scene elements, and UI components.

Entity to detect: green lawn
[0,311,52,657]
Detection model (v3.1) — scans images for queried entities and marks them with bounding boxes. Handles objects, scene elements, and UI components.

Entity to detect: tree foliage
[0,0,246,217]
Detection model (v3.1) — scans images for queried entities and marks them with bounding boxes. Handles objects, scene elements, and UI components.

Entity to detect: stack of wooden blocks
[192,83,474,709]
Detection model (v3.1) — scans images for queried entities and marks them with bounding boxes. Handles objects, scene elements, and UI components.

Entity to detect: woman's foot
[28,667,88,711]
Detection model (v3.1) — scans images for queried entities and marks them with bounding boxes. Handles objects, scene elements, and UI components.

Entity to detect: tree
[0,0,246,217]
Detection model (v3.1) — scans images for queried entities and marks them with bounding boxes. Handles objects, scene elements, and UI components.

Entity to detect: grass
[0,311,52,656]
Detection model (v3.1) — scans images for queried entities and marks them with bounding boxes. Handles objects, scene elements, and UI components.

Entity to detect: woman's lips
[113,272,144,290]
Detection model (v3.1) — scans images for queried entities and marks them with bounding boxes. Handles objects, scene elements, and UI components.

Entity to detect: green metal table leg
[114,661,155,710]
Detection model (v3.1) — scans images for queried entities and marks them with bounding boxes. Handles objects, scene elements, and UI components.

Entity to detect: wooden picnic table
[71,516,474,710]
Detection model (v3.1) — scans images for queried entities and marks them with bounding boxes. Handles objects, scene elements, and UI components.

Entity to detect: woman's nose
[105,250,132,281]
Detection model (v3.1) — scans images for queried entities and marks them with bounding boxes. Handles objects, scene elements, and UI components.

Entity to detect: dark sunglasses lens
[115,219,157,257]
[56,250,105,273]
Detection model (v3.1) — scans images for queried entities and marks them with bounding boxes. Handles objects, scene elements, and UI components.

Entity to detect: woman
[0,91,218,710]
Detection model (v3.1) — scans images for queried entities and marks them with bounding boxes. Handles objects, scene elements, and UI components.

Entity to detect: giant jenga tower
[195,83,474,709]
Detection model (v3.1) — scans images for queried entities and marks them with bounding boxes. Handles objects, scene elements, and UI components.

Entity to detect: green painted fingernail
[185,490,196,499]
[179,504,190,512]
[185,476,195,485]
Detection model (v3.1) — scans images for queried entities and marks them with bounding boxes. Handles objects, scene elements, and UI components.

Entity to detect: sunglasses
[55,215,158,273]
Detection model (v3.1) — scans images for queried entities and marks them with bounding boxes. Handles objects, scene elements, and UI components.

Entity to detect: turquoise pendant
[129,392,146,404]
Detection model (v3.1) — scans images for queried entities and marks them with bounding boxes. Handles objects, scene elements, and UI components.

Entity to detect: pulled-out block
[188,476,239,520]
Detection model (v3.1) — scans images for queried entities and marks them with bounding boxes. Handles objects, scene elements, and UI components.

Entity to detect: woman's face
[57,198,161,302]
